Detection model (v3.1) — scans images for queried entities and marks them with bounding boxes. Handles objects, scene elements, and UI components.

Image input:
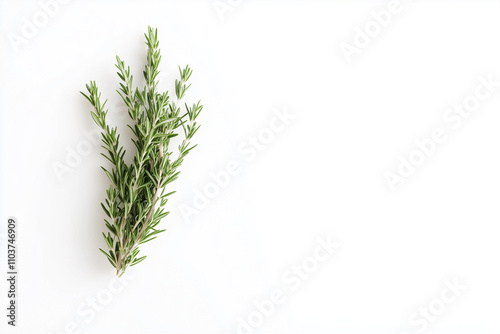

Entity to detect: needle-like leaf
[81,26,202,276]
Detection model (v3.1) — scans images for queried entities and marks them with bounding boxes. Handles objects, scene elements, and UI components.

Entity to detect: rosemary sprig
[81,27,202,276]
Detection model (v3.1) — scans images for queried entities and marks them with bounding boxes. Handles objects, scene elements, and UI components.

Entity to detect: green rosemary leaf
[130,256,147,266]
[82,27,202,276]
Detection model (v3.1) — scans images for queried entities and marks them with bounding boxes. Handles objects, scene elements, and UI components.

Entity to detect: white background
[1,1,500,333]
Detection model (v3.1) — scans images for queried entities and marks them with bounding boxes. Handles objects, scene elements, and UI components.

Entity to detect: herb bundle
[81,27,202,276]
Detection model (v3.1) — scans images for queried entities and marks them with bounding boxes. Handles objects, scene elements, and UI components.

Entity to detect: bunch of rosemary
[81,27,202,276]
